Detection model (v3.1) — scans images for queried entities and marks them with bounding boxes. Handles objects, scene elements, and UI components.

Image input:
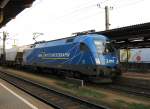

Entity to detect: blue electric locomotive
[23,33,121,82]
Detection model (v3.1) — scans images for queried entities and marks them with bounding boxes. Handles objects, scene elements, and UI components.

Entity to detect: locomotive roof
[33,34,107,48]
[34,34,106,45]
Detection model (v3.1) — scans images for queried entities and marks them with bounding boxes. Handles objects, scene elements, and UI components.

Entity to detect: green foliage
[56,81,106,99]
[114,99,150,109]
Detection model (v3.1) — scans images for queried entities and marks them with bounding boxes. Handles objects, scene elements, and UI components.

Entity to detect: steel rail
[101,84,150,98]
[0,70,109,109]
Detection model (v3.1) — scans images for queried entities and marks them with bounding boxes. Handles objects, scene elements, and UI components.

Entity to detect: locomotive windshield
[94,40,105,54]
[94,38,115,54]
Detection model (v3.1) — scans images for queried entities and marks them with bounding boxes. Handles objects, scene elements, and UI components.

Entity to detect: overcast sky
[0,0,149,48]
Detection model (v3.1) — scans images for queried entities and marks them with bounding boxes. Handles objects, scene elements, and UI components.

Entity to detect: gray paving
[0,84,33,109]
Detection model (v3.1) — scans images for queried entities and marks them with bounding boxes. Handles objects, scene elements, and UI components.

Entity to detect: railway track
[0,70,109,109]
[99,83,150,98]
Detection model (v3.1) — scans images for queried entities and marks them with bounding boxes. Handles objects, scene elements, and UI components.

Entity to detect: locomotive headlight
[116,59,119,64]
[95,58,101,64]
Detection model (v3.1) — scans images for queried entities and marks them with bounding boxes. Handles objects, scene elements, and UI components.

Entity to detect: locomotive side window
[66,38,74,43]
[80,43,89,52]
[105,42,115,53]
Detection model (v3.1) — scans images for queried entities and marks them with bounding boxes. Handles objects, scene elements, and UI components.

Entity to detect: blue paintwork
[23,34,118,69]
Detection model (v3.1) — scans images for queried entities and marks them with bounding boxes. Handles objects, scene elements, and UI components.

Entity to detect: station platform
[0,79,53,109]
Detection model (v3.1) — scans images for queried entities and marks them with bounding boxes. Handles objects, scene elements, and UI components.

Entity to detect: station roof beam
[0,0,35,28]
[95,22,150,49]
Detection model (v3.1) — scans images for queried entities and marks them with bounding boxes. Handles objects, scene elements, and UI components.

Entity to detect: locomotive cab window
[94,38,115,55]
[94,40,105,54]
[80,43,89,52]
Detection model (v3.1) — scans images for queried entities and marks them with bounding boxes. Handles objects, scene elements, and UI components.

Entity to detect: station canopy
[96,22,150,49]
[0,0,35,28]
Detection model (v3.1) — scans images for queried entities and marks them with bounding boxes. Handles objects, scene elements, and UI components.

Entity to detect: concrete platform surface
[0,79,54,109]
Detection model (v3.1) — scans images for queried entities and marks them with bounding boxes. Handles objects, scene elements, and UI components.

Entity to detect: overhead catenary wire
[48,8,105,28]
[70,10,104,23]
[2,0,148,45]
[111,0,146,9]
[32,0,108,32]
[53,0,109,21]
